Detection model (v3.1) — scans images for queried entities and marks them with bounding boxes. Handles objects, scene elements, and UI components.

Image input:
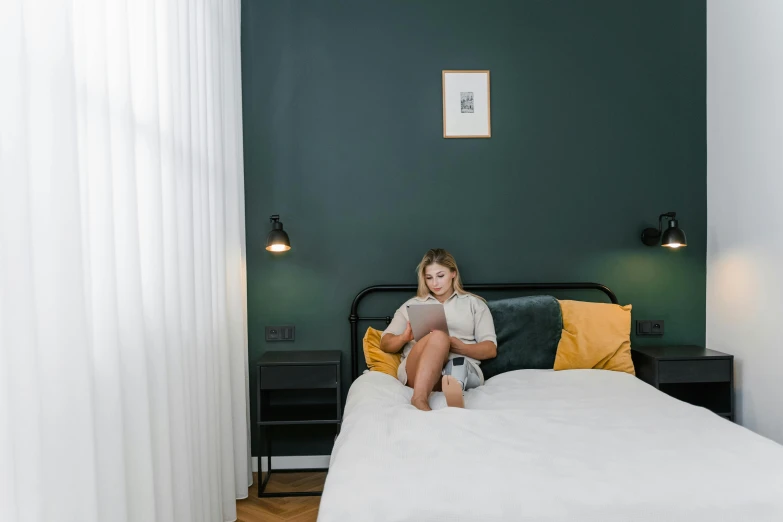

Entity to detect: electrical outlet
[266,325,295,341]
[651,320,664,335]
[636,320,664,336]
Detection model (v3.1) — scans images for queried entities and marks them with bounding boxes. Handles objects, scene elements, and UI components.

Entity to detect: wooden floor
[237,472,325,522]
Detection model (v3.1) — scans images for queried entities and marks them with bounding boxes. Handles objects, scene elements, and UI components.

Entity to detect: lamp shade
[265,215,291,252]
[641,212,687,248]
[661,219,687,248]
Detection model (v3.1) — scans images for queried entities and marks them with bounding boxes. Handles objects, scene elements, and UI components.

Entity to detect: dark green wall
[242,0,706,456]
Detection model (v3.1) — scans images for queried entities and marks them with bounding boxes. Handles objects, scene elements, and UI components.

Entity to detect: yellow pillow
[554,300,635,375]
[363,327,401,377]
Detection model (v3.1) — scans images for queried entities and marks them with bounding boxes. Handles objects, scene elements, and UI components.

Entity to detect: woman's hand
[380,322,414,354]
[449,339,497,360]
[401,322,414,343]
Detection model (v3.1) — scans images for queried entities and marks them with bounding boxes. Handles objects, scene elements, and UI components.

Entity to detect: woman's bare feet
[442,375,465,408]
[411,396,432,411]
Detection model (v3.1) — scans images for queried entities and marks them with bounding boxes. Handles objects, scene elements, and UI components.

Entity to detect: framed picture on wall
[442,70,491,138]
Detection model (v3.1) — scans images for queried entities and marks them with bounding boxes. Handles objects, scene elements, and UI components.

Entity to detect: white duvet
[318,369,783,522]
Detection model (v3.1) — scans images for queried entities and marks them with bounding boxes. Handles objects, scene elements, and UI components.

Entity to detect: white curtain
[0,1,251,521]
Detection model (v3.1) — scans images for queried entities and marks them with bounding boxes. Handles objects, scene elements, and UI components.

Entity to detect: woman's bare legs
[404,330,450,411]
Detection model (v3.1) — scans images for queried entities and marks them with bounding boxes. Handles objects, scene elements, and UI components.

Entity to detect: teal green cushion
[481,295,563,379]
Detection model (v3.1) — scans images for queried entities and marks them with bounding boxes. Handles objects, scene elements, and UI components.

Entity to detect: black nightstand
[631,345,734,421]
[257,350,341,498]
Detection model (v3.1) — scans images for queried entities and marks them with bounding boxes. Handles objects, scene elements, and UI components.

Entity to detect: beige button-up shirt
[382,291,497,366]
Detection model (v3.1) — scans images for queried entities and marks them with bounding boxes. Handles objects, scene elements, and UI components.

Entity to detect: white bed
[318,369,783,522]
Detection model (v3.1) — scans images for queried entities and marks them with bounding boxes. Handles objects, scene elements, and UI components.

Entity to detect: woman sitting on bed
[380,248,497,411]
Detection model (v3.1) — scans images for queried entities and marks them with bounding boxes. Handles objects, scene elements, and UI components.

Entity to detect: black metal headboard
[348,282,618,380]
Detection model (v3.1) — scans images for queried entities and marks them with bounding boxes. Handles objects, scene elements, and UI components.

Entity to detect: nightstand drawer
[259,365,337,390]
[658,359,731,383]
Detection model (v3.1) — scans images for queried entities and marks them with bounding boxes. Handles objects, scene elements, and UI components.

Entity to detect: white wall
[707,1,783,443]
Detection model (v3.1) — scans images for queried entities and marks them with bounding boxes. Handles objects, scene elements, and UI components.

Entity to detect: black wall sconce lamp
[266,215,291,252]
[641,212,687,249]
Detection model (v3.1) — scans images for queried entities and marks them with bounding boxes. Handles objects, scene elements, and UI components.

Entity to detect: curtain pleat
[0,1,250,521]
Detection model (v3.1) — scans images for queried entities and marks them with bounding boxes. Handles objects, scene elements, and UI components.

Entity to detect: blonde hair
[415,248,484,301]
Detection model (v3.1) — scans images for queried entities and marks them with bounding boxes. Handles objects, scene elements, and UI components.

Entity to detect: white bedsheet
[318,369,783,522]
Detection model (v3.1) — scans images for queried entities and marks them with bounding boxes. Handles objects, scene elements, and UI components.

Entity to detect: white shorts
[397,356,485,388]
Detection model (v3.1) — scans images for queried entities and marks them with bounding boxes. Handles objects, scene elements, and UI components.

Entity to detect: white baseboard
[252,455,331,473]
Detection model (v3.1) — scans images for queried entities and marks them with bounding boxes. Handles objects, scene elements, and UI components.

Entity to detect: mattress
[317,369,783,522]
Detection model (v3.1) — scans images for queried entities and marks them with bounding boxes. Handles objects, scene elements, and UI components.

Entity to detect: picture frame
[442,70,491,138]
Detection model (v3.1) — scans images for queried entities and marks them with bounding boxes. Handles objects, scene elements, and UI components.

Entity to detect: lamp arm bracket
[657,212,677,233]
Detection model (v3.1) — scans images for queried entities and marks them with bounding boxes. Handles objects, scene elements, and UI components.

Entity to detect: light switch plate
[636,320,664,336]
[266,325,295,341]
